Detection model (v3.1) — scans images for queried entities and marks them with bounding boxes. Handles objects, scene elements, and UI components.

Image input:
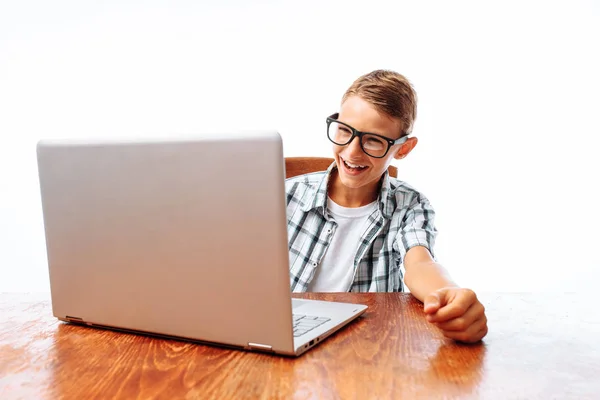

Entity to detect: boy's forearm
[404,261,458,302]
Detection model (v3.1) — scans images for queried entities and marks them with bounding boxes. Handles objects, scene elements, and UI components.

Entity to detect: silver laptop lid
[37,132,295,353]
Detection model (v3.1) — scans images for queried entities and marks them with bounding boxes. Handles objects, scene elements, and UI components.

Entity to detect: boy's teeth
[344,159,365,168]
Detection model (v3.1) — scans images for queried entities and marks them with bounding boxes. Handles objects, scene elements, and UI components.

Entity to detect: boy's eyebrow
[335,116,396,140]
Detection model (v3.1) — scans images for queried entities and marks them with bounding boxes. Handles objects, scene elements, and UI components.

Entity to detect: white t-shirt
[307,197,378,292]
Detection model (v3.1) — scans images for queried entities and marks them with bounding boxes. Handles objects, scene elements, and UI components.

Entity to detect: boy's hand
[423,287,488,343]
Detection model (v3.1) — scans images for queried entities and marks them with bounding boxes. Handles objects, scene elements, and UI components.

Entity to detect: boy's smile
[339,155,368,175]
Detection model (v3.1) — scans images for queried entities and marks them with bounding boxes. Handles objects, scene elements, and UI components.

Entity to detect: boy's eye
[363,137,386,149]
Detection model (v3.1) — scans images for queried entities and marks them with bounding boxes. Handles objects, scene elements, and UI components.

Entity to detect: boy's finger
[423,291,442,314]
[441,317,488,343]
[426,296,472,323]
[435,302,485,331]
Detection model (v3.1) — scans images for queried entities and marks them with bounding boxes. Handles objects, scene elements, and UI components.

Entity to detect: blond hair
[342,70,417,135]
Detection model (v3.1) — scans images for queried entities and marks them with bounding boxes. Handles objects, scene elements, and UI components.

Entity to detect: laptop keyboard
[293,314,331,337]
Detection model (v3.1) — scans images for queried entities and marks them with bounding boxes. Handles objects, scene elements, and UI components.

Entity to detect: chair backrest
[285,157,398,179]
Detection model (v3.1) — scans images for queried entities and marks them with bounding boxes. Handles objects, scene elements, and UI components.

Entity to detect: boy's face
[332,95,415,192]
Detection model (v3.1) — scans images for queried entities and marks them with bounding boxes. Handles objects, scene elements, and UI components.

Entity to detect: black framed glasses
[326,113,409,158]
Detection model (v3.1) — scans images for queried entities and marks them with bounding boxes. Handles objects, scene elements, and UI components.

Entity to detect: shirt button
[312,262,317,266]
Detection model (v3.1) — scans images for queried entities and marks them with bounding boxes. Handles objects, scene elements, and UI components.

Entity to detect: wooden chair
[285,157,398,179]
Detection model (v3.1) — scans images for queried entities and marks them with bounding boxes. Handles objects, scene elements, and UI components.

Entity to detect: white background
[1,0,599,293]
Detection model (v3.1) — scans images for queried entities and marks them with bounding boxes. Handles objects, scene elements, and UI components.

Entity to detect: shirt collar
[301,162,395,220]
[300,162,335,217]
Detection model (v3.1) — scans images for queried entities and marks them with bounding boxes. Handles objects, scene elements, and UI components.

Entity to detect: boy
[285,70,487,343]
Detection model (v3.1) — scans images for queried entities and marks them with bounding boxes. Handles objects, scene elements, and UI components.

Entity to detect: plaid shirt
[286,164,437,292]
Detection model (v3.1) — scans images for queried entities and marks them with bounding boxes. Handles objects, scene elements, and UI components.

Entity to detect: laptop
[36,131,368,356]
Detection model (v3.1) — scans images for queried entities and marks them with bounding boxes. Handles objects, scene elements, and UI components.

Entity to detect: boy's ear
[393,137,418,160]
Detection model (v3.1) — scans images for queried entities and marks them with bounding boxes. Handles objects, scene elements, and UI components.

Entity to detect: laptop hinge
[247,342,273,352]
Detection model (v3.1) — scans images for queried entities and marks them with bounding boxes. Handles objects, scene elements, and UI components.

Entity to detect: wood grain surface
[1,292,599,399]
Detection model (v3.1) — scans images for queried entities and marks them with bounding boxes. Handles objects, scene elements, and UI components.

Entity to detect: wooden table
[1,292,599,399]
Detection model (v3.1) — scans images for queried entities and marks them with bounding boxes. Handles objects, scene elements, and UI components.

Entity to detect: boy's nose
[345,137,363,157]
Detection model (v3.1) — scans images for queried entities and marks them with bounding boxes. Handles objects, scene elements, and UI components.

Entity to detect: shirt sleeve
[396,193,438,263]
